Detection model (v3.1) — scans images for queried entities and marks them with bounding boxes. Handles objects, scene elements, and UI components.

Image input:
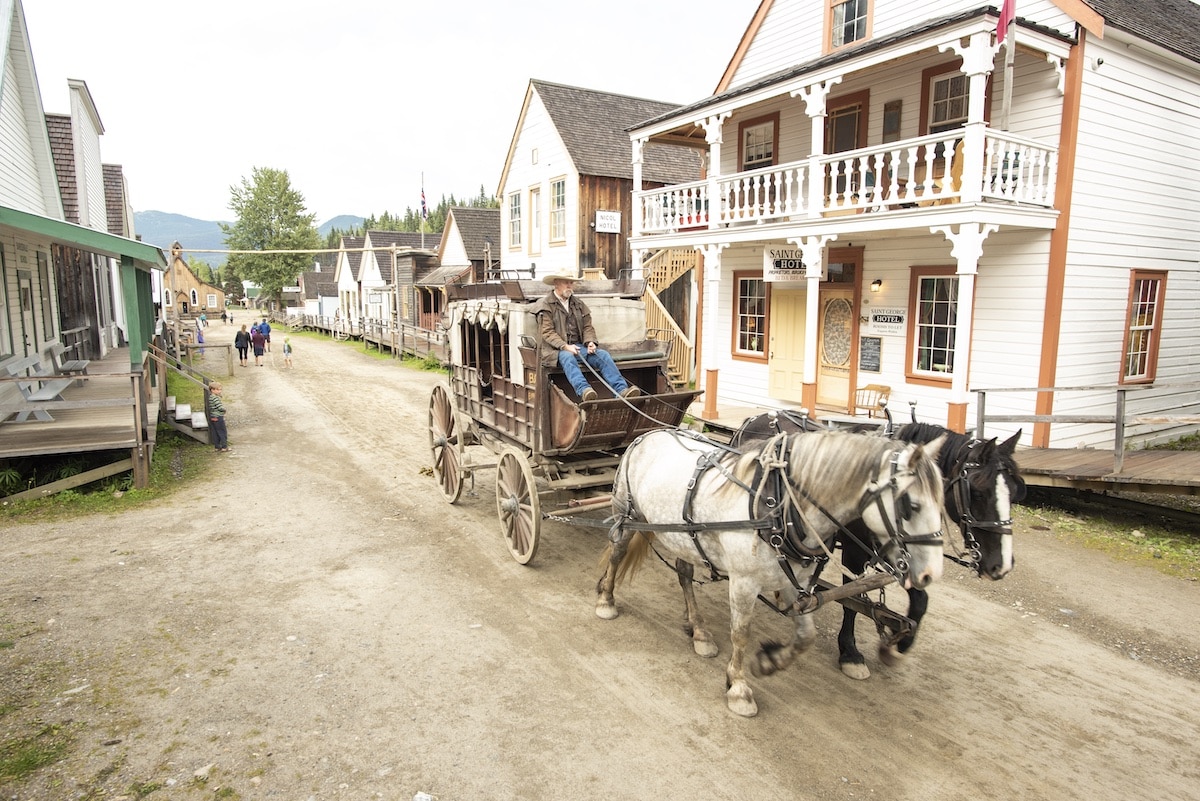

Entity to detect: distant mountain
[319,215,366,236]
[133,211,367,268]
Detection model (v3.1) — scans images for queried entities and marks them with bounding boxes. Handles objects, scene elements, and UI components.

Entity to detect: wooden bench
[47,342,90,382]
[2,354,75,422]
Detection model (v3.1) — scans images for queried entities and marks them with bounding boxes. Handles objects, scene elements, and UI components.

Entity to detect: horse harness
[942,440,1014,571]
[612,432,943,610]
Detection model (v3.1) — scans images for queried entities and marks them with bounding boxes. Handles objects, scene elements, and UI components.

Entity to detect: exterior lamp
[870,279,883,293]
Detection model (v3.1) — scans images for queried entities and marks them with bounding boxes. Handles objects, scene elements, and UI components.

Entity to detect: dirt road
[3,323,1198,800]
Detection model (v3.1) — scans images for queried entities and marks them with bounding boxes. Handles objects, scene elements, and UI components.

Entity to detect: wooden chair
[855,384,891,418]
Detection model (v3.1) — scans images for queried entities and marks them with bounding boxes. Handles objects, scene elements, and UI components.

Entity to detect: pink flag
[997,0,1016,44]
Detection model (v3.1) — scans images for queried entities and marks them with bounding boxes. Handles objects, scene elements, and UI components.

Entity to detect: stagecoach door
[815,249,862,412]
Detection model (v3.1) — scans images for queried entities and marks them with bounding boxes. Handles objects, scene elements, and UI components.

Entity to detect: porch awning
[415,264,472,287]
[0,205,167,271]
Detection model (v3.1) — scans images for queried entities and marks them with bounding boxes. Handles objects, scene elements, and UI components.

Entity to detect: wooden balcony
[636,127,1057,235]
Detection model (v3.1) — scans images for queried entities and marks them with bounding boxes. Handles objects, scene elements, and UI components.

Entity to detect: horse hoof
[840,661,871,680]
[693,639,719,658]
[726,691,758,718]
[878,643,904,667]
[595,601,619,620]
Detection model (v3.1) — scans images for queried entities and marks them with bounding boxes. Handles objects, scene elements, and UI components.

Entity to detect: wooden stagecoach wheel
[428,384,465,503]
[495,447,541,565]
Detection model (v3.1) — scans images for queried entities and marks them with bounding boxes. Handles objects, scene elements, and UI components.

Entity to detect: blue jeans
[557,348,629,397]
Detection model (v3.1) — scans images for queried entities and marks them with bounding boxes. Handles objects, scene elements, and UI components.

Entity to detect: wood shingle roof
[531,80,701,185]
[446,206,500,261]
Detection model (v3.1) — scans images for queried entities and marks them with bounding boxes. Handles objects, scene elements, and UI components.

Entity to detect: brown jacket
[533,291,598,367]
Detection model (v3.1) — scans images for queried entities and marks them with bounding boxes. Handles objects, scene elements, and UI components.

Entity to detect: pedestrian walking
[207,381,230,452]
[234,324,251,366]
[282,337,294,369]
[260,318,272,352]
[250,325,266,366]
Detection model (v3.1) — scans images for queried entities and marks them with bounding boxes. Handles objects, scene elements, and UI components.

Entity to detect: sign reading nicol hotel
[762,246,816,282]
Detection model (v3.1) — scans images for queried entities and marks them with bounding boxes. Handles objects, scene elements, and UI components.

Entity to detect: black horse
[730,413,1024,680]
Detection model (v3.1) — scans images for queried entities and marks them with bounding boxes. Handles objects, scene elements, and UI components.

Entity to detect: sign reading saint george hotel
[762,246,819,282]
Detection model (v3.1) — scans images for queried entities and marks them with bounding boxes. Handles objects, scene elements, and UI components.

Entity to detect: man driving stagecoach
[534,274,641,403]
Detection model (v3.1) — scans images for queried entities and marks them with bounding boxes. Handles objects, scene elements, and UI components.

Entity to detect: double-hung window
[928,70,969,134]
[1121,271,1166,383]
[733,272,769,359]
[549,178,566,242]
[908,267,958,379]
[508,192,522,248]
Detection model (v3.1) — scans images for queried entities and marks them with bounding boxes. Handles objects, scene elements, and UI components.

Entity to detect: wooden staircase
[161,395,211,444]
[641,248,697,388]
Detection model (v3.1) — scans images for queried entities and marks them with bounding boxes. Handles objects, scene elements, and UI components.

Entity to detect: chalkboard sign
[859,336,882,373]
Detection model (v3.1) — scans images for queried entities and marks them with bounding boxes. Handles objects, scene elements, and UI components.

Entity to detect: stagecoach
[427,276,702,564]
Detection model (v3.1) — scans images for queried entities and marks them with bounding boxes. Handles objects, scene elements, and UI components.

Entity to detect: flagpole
[998,1,1016,131]
[420,172,426,250]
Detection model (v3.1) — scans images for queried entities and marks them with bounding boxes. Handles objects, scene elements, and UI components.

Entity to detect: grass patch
[0,430,211,523]
[0,723,72,782]
[1017,493,1200,581]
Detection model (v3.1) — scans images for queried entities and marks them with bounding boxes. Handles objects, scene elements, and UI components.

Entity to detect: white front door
[767,287,807,402]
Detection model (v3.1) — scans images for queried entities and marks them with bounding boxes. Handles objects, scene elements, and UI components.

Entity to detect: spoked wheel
[496,447,541,565]
[428,384,465,503]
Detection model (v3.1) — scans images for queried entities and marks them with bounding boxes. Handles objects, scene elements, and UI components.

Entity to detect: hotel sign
[594,210,621,234]
[869,307,906,334]
[762,246,813,282]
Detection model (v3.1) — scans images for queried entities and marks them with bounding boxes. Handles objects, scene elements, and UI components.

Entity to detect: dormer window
[829,0,869,50]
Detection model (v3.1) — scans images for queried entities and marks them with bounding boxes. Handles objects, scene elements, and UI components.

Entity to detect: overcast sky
[24,0,751,224]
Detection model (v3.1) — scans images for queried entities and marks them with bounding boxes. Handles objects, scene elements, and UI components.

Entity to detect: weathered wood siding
[577,174,632,278]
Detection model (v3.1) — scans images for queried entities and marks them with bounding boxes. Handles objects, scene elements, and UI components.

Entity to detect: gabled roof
[363,230,438,283]
[1086,0,1200,63]
[443,206,500,262]
[498,80,702,193]
[635,7,1075,138]
[533,80,701,183]
[0,0,63,218]
[712,1,1197,104]
[341,235,365,281]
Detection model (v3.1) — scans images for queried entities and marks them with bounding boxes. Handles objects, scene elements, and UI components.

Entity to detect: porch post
[931,222,998,432]
[632,137,645,238]
[793,78,841,218]
[696,241,727,383]
[700,114,729,230]
[791,235,836,415]
[940,31,997,204]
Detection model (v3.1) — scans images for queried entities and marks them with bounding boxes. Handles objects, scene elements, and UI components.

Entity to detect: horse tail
[598,531,654,585]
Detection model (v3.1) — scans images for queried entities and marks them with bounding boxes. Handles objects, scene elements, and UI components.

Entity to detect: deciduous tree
[220,167,321,304]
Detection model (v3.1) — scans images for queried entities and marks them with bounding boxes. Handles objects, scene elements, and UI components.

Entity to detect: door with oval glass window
[815,249,862,411]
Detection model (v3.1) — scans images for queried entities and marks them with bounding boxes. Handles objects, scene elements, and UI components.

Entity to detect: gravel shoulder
[2,323,1199,800]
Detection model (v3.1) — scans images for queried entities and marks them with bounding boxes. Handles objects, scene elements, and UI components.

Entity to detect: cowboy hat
[542,273,581,285]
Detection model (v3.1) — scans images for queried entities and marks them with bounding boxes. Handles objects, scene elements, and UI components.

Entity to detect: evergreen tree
[222,261,244,302]
[220,167,321,304]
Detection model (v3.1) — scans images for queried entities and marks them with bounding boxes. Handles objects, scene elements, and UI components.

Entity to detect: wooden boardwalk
[1015,447,1200,496]
[692,402,1200,498]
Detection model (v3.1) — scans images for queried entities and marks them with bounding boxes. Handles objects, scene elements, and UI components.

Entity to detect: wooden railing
[640,248,697,387]
[636,126,1057,234]
[974,382,1200,473]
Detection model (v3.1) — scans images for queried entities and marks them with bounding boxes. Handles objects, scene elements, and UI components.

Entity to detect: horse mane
[722,431,940,509]
[895,422,1025,502]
